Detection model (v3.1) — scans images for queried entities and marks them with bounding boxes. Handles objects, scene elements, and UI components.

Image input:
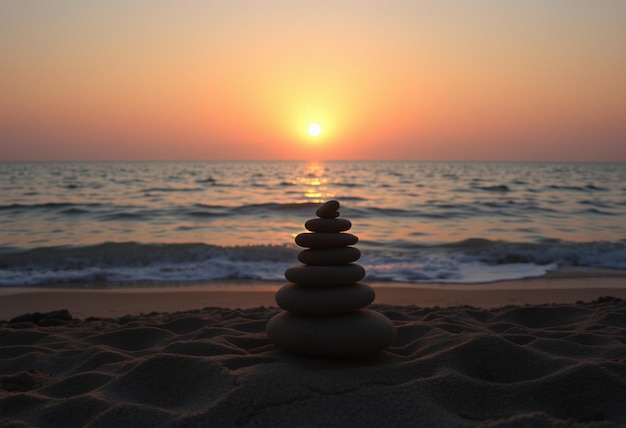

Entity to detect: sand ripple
[1,299,626,427]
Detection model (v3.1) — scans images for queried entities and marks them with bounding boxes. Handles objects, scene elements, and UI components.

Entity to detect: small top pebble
[316,200,340,218]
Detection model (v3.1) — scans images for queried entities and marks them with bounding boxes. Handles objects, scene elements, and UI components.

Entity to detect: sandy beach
[1,276,625,427]
[1,274,626,319]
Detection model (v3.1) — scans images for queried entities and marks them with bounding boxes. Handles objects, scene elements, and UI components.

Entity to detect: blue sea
[1,160,626,287]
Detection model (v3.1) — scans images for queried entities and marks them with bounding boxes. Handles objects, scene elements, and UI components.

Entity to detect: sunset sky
[1,1,625,162]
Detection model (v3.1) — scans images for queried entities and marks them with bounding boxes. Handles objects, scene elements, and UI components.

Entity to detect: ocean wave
[59,207,91,215]
[334,182,362,188]
[0,242,296,286]
[141,187,204,193]
[446,238,626,269]
[97,212,149,221]
[361,239,626,283]
[195,177,217,184]
[0,202,103,211]
[575,208,616,216]
[2,198,622,226]
[477,185,510,192]
[0,201,327,221]
[546,184,608,192]
[231,202,319,215]
[186,211,228,218]
[1,239,625,286]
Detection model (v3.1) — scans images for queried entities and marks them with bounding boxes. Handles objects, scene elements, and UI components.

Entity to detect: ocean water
[1,160,626,287]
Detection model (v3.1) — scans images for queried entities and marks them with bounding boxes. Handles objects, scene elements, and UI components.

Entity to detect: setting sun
[308,123,321,137]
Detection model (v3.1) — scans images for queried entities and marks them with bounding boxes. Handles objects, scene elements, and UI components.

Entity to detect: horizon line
[1,159,625,164]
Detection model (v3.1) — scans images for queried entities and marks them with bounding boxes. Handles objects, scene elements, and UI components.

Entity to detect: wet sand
[1,276,626,320]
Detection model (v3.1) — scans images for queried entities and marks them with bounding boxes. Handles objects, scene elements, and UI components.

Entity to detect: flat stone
[276,282,375,315]
[266,309,397,358]
[284,264,365,286]
[295,233,358,249]
[305,218,352,233]
[316,200,340,218]
[298,247,361,265]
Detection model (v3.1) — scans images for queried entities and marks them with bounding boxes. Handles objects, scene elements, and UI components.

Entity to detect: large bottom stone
[275,282,375,315]
[266,310,397,358]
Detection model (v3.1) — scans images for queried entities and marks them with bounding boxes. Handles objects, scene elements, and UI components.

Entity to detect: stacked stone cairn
[266,200,397,358]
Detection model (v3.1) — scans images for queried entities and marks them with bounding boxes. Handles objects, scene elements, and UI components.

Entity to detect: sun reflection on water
[298,161,334,202]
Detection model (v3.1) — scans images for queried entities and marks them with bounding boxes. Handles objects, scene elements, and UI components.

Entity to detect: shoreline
[1,275,626,320]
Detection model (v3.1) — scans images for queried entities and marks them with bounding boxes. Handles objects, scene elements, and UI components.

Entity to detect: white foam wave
[1,239,625,286]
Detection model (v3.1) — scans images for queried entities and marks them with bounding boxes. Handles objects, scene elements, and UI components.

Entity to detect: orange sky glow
[1,1,625,161]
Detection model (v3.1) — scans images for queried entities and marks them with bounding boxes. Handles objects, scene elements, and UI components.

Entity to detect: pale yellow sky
[1,1,625,161]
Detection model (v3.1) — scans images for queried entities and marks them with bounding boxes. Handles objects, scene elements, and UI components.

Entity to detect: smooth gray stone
[284,264,365,286]
[316,200,340,218]
[298,247,361,265]
[276,282,375,315]
[305,218,351,233]
[295,233,358,248]
[266,309,397,358]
